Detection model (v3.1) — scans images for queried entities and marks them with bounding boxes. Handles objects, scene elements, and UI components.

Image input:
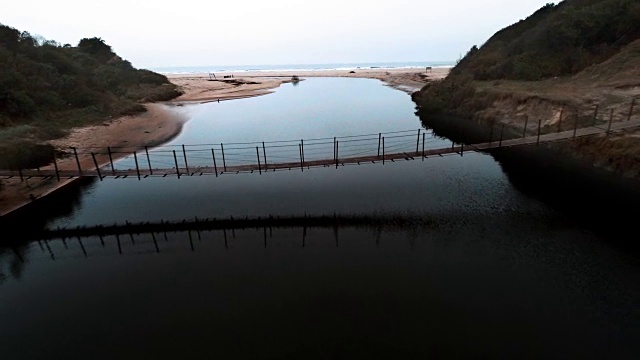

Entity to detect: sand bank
[0,67,450,216]
[168,67,449,103]
[0,103,188,216]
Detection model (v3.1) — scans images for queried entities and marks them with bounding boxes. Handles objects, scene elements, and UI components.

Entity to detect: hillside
[0,24,181,169]
[413,0,640,179]
[452,0,640,81]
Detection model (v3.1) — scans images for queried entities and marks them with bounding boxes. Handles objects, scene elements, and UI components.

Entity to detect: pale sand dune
[168,67,449,103]
[0,68,450,216]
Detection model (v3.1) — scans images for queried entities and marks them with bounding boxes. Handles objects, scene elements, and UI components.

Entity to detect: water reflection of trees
[418,112,640,252]
[0,177,96,283]
[493,147,640,248]
[1,177,96,233]
[0,245,27,285]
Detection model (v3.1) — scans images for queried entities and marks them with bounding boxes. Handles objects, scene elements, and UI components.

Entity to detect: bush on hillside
[452,0,640,81]
[0,24,182,169]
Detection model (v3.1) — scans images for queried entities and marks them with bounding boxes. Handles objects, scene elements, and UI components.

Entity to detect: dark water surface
[1,78,638,359]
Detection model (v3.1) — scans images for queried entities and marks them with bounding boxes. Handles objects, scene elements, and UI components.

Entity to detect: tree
[77,37,114,62]
[0,25,20,58]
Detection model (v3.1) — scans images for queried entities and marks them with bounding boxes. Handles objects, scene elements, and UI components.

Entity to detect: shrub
[453,0,640,81]
[0,141,56,169]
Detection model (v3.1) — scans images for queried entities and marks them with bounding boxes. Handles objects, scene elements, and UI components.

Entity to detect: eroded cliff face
[466,80,638,127]
[415,38,640,130]
[478,86,640,175]
[414,84,640,180]
[472,94,576,132]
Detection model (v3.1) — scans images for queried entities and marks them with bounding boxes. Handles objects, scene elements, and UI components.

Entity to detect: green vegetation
[412,0,640,179]
[0,24,181,168]
[414,0,640,115]
[452,0,640,81]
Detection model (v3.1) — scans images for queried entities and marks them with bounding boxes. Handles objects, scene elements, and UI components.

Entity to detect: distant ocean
[151,61,455,74]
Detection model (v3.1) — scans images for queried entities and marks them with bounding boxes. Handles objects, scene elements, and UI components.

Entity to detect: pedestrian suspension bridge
[2,117,640,182]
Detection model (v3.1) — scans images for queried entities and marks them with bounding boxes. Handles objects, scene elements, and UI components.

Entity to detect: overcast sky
[3,0,554,69]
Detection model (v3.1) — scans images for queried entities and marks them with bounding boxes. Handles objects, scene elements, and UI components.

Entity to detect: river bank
[413,39,640,180]
[167,67,449,103]
[0,68,450,216]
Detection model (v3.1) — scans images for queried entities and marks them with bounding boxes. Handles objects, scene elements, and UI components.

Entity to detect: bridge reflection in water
[12,215,435,260]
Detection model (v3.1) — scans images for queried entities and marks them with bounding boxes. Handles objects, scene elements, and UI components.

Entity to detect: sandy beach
[0,67,450,216]
[169,67,449,103]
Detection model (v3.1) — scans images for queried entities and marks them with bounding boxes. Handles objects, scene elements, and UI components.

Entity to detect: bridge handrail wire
[15,116,640,178]
[71,128,424,152]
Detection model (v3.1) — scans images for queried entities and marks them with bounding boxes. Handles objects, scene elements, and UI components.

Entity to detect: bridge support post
[377,133,381,157]
[593,105,599,126]
[72,147,82,176]
[489,123,494,145]
[422,133,425,161]
[336,141,339,169]
[302,225,307,248]
[107,146,115,174]
[91,152,103,181]
[499,124,505,147]
[537,119,542,146]
[628,98,636,122]
[182,145,189,175]
[145,146,153,175]
[461,143,464,157]
[299,144,304,172]
[301,139,305,165]
[573,117,578,139]
[607,108,614,135]
[416,129,421,153]
[382,137,385,165]
[256,146,262,175]
[262,142,268,170]
[558,108,563,132]
[133,151,141,181]
[116,234,122,255]
[152,233,159,253]
[211,149,218,177]
[43,240,55,260]
[77,237,87,258]
[52,153,60,182]
[173,150,181,178]
[221,143,227,171]
[18,168,23,182]
[523,116,528,138]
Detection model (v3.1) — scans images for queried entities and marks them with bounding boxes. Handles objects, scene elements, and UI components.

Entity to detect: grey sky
[3,0,554,68]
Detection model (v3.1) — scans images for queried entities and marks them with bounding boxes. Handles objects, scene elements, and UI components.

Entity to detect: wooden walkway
[2,119,640,181]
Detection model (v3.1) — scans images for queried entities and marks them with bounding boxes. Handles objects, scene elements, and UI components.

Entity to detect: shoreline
[0,67,450,216]
[167,67,450,104]
[0,103,189,216]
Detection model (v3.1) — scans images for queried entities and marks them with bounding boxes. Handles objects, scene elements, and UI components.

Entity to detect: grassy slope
[413,0,640,179]
[451,0,640,81]
[475,40,640,178]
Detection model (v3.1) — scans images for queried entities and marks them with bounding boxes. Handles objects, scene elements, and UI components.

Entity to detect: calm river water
[1,78,638,359]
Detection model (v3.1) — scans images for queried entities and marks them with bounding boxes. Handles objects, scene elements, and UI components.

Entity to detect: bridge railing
[3,96,638,181]
[69,128,450,175]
